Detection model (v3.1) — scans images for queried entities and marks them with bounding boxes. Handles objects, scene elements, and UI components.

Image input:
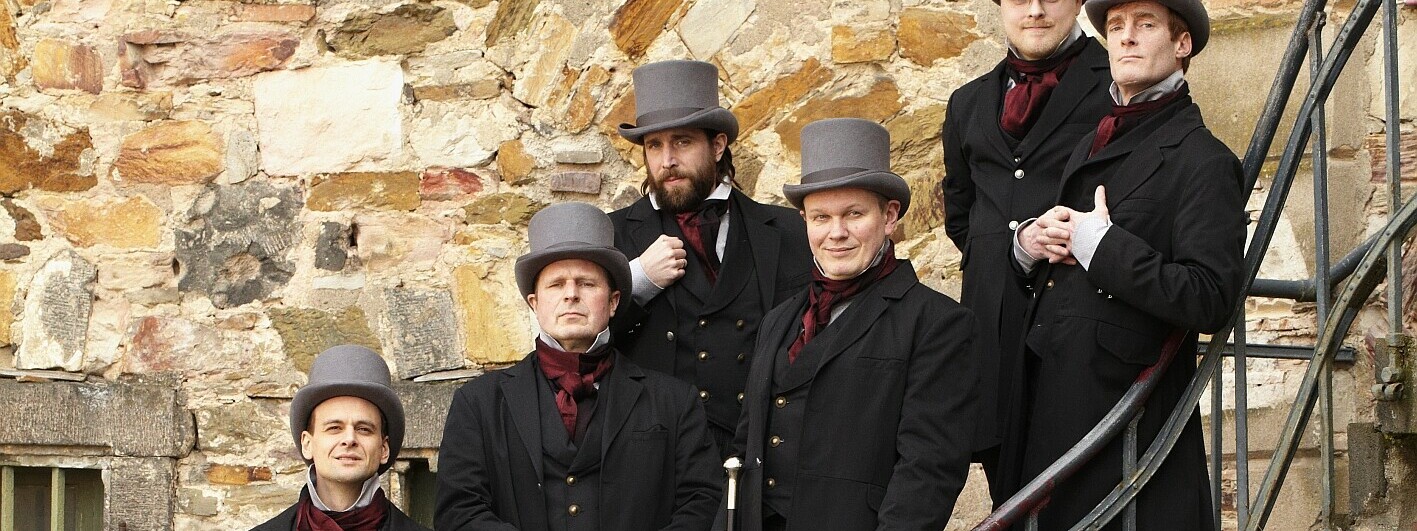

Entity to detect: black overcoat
[1011,96,1243,530]
[609,189,813,437]
[250,491,429,531]
[434,351,722,531]
[725,262,978,531]
[942,39,1113,454]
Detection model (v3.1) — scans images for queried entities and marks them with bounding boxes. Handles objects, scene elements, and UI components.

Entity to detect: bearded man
[609,60,813,457]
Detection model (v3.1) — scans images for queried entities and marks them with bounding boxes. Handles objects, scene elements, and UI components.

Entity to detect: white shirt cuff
[1071,216,1112,270]
[1012,218,1042,274]
[628,257,664,306]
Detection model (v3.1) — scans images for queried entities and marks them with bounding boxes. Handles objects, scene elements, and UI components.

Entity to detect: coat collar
[1060,100,1204,205]
[978,38,1110,160]
[782,261,919,390]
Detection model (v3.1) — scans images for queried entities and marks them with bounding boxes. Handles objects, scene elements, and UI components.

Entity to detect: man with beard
[724,119,978,531]
[1009,0,1241,526]
[609,60,813,457]
[253,345,429,531]
[940,0,1113,504]
[435,202,721,530]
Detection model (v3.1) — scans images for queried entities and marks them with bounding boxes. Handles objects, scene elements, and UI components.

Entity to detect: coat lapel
[804,262,916,383]
[500,356,545,481]
[976,62,1017,160]
[739,191,784,312]
[600,352,645,462]
[701,194,756,315]
[1017,41,1108,158]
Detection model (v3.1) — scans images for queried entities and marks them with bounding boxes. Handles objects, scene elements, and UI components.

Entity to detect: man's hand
[1019,206,1078,264]
[640,234,687,287]
[1073,186,1110,230]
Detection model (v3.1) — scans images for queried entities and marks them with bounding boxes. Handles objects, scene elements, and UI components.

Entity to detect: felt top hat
[514,202,632,298]
[783,118,912,216]
[1086,0,1211,56]
[617,60,740,145]
[290,344,404,475]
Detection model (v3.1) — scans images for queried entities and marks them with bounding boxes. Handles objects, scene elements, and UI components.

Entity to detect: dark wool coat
[609,189,813,440]
[434,351,722,531]
[1009,96,1243,530]
[942,38,1114,455]
[724,262,978,531]
[250,489,430,531]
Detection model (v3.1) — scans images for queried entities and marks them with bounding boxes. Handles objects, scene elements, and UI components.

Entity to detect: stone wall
[0,0,1414,528]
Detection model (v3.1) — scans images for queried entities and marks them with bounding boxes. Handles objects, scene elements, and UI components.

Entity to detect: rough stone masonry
[0,0,1414,529]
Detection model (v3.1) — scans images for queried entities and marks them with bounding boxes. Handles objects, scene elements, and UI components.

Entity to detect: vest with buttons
[537,369,606,531]
[760,315,844,517]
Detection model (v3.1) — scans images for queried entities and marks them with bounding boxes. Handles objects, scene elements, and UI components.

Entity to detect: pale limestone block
[253,60,404,175]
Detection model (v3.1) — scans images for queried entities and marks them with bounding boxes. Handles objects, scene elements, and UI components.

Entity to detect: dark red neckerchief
[787,241,901,364]
[1090,83,1190,157]
[673,198,728,283]
[535,339,614,439]
[1000,37,1090,138]
[295,485,388,531]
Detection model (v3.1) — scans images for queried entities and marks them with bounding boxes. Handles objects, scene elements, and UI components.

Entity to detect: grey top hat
[1086,0,1210,57]
[617,60,740,145]
[783,118,912,216]
[289,344,405,475]
[514,202,633,298]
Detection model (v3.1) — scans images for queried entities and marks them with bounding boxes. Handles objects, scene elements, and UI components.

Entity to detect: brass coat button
[766,478,777,489]
[769,435,782,447]
[736,319,745,329]
[699,390,710,400]
[737,392,745,403]
[1014,169,1025,179]
[667,331,675,341]
[775,396,787,408]
[568,504,580,516]
[1045,279,1055,289]
[698,351,709,360]
[737,353,746,363]
[698,319,708,328]
[565,476,576,486]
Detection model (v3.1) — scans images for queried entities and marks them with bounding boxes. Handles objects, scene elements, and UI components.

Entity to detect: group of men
[253,0,1245,527]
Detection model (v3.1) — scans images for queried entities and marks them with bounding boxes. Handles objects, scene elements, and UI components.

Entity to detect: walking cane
[723,457,742,531]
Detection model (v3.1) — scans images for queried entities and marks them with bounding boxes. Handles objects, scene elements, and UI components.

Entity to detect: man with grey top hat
[940,0,1113,504]
[1006,0,1241,527]
[253,345,429,531]
[436,202,722,531]
[723,118,978,531]
[609,59,812,459]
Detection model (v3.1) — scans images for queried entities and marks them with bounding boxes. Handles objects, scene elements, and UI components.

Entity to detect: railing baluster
[1309,13,1338,529]
[1383,0,1403,339]
[1123,412,1140,531]
[1210,349,1223,528]
[1234,309,1251,529]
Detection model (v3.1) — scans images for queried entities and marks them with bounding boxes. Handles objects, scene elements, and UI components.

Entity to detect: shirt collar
[648,181,733,211]
[1005,23,1084,61]
[1109,69,1186,105]
[538,327,612,353]
[306,467,382,512]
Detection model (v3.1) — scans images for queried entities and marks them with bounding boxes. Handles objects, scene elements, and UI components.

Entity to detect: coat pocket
[1096,320,1166,366]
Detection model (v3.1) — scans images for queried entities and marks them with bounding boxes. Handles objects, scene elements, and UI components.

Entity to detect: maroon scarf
[1089,83,1190,157]
[787,241,900,363]
[535,339,614,438]
[673,198,728,283]
[999,37,1090,138]
[295,486,388,531]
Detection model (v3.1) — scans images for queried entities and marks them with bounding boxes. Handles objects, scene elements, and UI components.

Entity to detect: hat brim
[618,107,740,145]
[783,169,912,217]
[515,244,634,299]
[290,381,405,475]
[1085,0,1209,56]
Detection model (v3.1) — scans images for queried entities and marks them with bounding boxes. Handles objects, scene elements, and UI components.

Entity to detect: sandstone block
[32,38,102,93]
[554,149,603,164]
[15,250,96,371]
[394,381,460,449]
[238,4,316,23]
[109,459,178,530]
[383,288,462,379]
[609,0,685,59]
[121,316,223,375]
[41,195,162,249]
[485,0,540,46]
[327,4,457,59]
[269,306,380,372]
[205,464,273,485]
[496,140,538,184]
[454,265,530,364]
[113,121,224,185]
[3,200,42,241]
[0,270,14,346]
[353,213,451,271]
[463,193,545,225]
[254,60,404,175]
[887,105,949,239]
[832,25,896,64]
[0,379,193,456]
[0,112,97,195]
[178,488,219,517]
[1,8,23,80]
[88,92,173,122]
[734,58,833,135]
[176,181,301,308]
[308,172,421,211]
[678,0,755,59]
[120,30,299,88]
[548,171,603,194]
[0,243,27,261]
[898,8,979,66]
[99,252,176,291]
[224,129,259,185]
[775,78,903,153]
[413,81,503,102]
[195,400,285,454]
[511,16,577,108]
[421,167,485,200]
[410,100,518,168]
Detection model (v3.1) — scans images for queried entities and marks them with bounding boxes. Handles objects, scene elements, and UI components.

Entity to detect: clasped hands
[1018,186,1110,266]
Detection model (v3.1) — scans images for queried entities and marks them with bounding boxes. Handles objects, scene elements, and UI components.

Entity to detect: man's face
[301,396,389,488]
[527,259,620,352]
[802,188,901,281]
[1105,1,1191,101]
[1001,0,1084,61]
[642,127,727,214]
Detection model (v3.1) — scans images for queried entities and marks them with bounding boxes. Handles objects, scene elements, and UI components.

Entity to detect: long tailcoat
[1013,96,1244,530]
[727,262,978,531]
[434,351,722,531]
[251,491,429,531]
[942,39,1113,454]
[609,189,813,438]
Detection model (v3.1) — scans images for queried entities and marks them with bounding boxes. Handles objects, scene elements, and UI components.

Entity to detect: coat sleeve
[663,385,726,531]
[877,302,978,530]
[942,90,975,256]
[434,386,518,531]
[1086,150,1246,333]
